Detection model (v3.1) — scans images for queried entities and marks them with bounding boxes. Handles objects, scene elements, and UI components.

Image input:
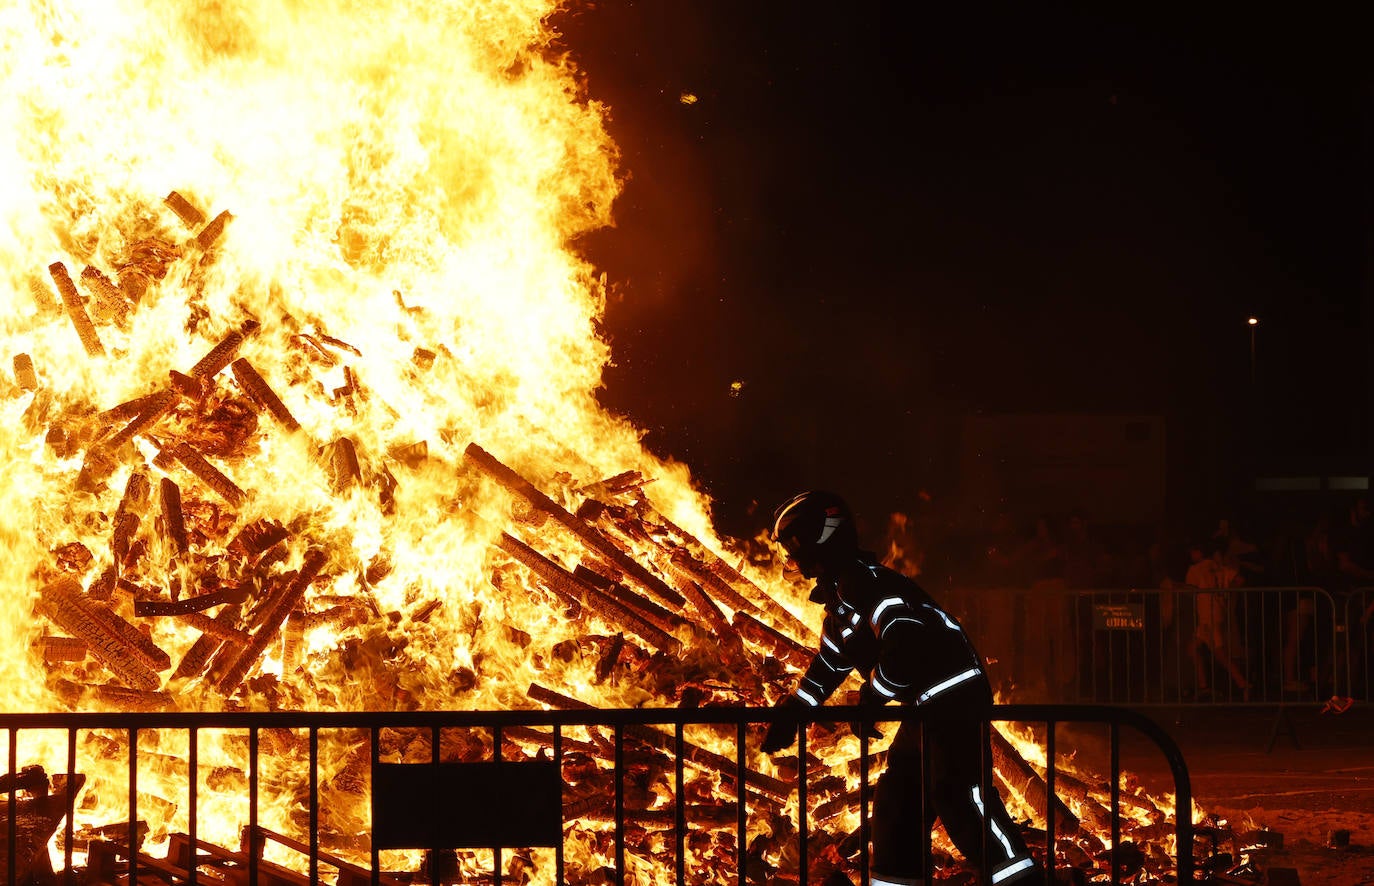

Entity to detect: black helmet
[772,491,857,578]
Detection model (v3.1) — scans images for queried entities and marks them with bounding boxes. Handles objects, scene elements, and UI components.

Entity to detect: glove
[760,695,805,754]
[849,682,884,742]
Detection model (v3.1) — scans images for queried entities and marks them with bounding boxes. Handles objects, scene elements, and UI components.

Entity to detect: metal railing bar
[493,722,503,886]
[370,726,380,886]
[1110,720,1121,886]
[248,726,258,885]
[736,721,746,886]
[127,726,136,884]
[613,722,625,886]
[189,727,198,886]
[7,726,16,886]
[64,726,76,886]
[859,726,870,886]
[797,725,808,886]
[555,724,565,886]
[310,727,320,886]
[674,721,685,886]
[1045,719,1056,879]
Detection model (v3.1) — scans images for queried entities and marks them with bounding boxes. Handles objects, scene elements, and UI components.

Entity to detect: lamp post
[1247,316,1259,389]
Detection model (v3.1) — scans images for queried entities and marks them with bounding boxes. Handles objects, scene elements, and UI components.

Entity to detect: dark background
[555,3,1373,541]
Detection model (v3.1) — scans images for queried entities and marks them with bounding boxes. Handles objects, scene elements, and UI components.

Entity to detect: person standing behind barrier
[1331,495,1374,697]
[1185,540,1252,701]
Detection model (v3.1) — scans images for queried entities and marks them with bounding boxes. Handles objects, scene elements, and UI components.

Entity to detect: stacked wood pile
[7,192,1190,885]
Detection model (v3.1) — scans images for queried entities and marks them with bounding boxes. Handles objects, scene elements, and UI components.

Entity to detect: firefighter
[759,491,1040,886]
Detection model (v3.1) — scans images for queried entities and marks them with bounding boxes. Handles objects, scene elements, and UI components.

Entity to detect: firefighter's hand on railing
[760,695,804,754]
[849,682,884,742]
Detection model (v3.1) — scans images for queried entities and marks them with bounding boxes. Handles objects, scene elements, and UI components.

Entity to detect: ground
[1100,704,1374,884]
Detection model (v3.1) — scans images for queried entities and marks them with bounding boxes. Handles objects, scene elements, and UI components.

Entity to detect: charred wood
[28,274,61,316]
[38,577,162,690]
[170,604,240,682]
[229,519,289,559]
[988,727,1081,836]
[103,388,177,451]
[215,549,327,693]
[48,261,104,357]
[167,442,246,507]
[80,265,130,326]
[12,353,37,391]
[195,209,233,250]
[92,684,173,711]
[189,321,257,380]
[230,357,300,431]
[158,477,189,556]
[574,564,687,637]
[134,585,247,617]
[731,611,814,669]
[164,191,206,229]
[34,635,86,662]
[466,443,685,610]
[497,531,679,654]
[527,683,791,801]
[325,436,361,491]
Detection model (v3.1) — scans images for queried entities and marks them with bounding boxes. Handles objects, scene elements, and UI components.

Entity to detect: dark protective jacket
[791,554,986,709]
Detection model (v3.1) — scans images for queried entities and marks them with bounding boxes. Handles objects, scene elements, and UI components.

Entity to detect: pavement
[1092,703,1374,884]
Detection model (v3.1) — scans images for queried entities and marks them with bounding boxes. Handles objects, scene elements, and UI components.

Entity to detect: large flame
[1,0,786,868]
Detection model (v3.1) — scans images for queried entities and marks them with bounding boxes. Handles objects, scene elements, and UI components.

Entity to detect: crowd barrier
[939,585,1372,706]
[0,706,1194,886]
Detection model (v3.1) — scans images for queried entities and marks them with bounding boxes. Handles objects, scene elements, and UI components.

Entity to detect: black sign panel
[373,760,562,849]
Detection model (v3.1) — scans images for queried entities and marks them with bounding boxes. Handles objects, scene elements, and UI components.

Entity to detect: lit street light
[1248,317,1259,389]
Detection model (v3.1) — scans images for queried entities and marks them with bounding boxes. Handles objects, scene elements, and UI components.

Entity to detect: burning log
[92,684,174,711]
[215,549,327,693]
[574,564,688,638]
[159,477,189,556]
[528,683,791,802]
[171,604,241,682]
[48,261,105,357]
[163,190,206,229]
[13,353,37,391]
[168,369,204,400]
[195,209,233,250]
[229,519,290,559]
[80,265,130,325]
[166,442,247,507]
[34,635,86,662]
[134,585,247,617]
[103,388,177,451]
[38,577,163,690]
[466,443,685,610]
[28,274,61,316]
[497,531,679,654]
[189,321,258,380]
[176,612,250,645]
[988,727,1081,836]
[230,357,301,431]
[325,436,361,491]
[649,505,815,642]
[731,611,814,669]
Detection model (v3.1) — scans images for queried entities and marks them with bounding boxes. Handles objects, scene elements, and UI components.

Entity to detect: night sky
[557,4,1371,537]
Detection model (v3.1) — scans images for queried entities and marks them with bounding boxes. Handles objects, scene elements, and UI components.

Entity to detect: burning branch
[496,531,679,654]
[465,443,685,611]
[166,442,247,507]
[230,357,300,431]
[214,549,327,693]
[48,261,105,357]
[38,577,163,691]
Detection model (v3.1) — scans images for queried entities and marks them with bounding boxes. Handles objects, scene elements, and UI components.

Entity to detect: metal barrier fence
[1347,587,1374,702]
[939,586,1352,705]
[0,706,1194,885]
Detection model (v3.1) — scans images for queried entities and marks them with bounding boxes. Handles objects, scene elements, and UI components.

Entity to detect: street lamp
[1247,317,1259,388]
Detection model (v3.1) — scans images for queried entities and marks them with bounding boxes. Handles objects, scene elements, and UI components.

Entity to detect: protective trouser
[870,684,1039,885]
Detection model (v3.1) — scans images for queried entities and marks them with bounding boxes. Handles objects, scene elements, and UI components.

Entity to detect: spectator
[1329,495,1374,592]
[1062,509,1111,589]
[1185,540,1252,701]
